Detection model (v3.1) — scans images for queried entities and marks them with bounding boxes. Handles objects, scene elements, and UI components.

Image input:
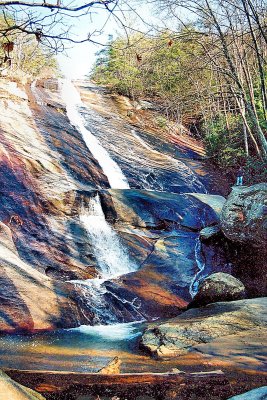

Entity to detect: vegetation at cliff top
[91,0,267,184]
[0,15,59,80]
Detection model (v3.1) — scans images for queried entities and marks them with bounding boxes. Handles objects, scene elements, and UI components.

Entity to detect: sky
[56,2,161,79]
[57,8,115,79]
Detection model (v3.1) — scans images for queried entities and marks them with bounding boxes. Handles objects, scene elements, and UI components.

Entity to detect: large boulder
[140,297,267,358]
[220,183,267,248]
[190,272,246,307]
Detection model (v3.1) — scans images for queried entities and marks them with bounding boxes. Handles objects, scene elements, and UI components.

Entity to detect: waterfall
[61,79,129,189]
[73,195,138,324]
[81,194,135,279]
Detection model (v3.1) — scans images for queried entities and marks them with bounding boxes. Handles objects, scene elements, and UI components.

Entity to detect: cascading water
[73,195,138,324]
[189,238,206,298]
[61,80,140,324]
[61,79,129,189]
[81,194,135,279]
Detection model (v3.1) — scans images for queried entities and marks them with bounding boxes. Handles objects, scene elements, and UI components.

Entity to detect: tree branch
[0,1,115,12]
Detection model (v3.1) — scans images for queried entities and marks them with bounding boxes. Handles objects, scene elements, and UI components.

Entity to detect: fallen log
[4,369,233,399]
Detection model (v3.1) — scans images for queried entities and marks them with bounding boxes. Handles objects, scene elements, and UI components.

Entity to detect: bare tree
[0,1,119,52]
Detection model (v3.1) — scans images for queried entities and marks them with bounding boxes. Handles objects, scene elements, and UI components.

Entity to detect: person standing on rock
[236,166,244,186]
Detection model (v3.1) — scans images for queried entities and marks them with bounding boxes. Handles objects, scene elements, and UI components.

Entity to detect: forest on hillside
[91,0,267,182]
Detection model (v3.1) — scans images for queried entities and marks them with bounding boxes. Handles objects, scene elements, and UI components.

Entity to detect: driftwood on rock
[4,369,233,399]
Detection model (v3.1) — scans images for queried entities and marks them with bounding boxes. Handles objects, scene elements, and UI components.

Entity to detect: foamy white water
[61,79,129,189]
[70,321,143,341]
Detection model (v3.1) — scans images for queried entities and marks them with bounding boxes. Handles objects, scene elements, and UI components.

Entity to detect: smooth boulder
[190,272,246,307]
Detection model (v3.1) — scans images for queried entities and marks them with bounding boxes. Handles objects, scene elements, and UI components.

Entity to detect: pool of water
[0,322,164,373]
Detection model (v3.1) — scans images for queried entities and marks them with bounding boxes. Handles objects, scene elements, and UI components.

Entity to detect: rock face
[221,183,267,248]
[140,297,267,358]
[189,273,246,308]
[0,370,45,400]
[0,222,82,333]
[0,78,229,332]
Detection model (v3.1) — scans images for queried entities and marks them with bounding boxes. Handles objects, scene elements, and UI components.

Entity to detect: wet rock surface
[0,78,232,330]
[0,221,82,333]
[85,189,230,322]
[78,81,229,196]
[0,80,109,331]
[189,272,246,308]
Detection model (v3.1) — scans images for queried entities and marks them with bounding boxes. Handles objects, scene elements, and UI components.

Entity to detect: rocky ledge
[140,297,267,359]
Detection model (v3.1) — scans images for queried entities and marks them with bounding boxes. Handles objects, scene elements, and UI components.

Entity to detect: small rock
[199,225,221,241]
[98,356,121,374]
[172,368,185,374]
[190,273,246,307]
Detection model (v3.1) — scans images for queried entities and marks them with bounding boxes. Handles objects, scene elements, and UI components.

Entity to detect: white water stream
[61,79,129,189]
[60,79,207,323]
